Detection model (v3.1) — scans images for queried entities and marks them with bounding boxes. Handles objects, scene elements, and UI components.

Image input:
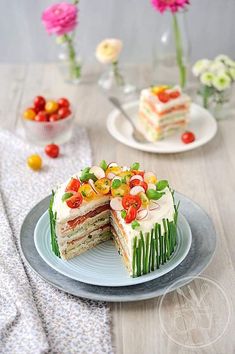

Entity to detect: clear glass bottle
[152,11,191,89]
[58,40,82,85]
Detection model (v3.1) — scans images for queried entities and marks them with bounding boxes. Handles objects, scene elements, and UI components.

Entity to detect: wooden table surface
[1,63,235,354]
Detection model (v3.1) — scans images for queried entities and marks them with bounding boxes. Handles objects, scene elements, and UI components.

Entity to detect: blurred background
[1,0,235,64]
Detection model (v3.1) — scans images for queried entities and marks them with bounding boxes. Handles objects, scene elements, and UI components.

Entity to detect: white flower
[200,71,215,86]
[215,54,235,67]
[192,59,211,77]
[229,67,235,80]
[213,73,231,91]
[95,39,123,64]
[209,61,226,74]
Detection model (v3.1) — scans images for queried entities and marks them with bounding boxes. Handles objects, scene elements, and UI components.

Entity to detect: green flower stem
[172,13,186,88]
[64,34,81,80]
[112,61,125,87]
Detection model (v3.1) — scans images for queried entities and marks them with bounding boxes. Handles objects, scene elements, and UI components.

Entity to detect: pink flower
[42,2,78,36]
[151,0,190,13]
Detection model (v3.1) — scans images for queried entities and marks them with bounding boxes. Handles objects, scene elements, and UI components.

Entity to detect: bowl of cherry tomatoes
[22,96,74,145]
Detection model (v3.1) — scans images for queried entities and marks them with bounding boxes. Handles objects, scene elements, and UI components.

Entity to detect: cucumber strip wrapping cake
[138,85,191,141]
[49,161,179,277]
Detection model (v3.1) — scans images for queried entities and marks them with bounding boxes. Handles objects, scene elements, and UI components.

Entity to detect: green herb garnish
[112,179,122,189]
[156,180,169,191]
[61,192,73,202]
[131,220,140,229]
[146,189,165,200]
[130,162,140,170]
[121,210,127,219]
[100,160,108,171]
[80,167,97,182]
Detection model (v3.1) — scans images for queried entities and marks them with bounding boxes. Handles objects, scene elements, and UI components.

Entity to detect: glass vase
[197,86,233,121]
[58,40,82,85]
[152,10,190,89]
[98,63,136,100]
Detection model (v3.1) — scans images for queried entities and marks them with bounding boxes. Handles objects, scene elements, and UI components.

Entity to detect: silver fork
[109,96,148,143]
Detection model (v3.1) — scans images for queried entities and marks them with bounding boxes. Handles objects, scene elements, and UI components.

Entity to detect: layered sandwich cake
[138,85,191,141]
[50,161,179,277]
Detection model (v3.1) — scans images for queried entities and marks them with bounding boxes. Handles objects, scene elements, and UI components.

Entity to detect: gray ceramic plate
[20,192,217,302]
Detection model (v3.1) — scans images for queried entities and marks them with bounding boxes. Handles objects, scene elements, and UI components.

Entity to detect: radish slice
[110,197,123,211]
[144,172,156,182]
[108,162,118,168]
[130,175,143,182]
[88,179,98,194]
[122,166,129,171]
[147,183,156,190]
[130,186,145,195]
[90,166,105,179]
[137,209,149,220]
[107,172,116,179]
[149,201,160,210]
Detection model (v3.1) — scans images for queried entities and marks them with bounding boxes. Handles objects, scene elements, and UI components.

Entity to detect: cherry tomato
[125,206,137,224]
[157,92,170,103]
[170,91,180,99]
[122,194,142,210]
[34,96,46,110]
[35,111,48,122]
[45,144,60,158]
[181,131,196,144]
[66,178,81,192]
[45,100,59,114]
[49,113,60,122]
[58,98,70,108]
[129,179,147,192]
[58,107,71,119]
[79,184,96,201]
[23,108,36,120]
[95,178,111,195]
[27,154,42,171]
[131,170,145,178]
[66,192,83,209]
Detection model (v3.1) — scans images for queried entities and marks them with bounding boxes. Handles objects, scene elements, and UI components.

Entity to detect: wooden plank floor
[0,63,234,354]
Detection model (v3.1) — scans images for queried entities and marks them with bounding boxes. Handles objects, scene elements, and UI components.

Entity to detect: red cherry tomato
[140,181,148,192]
[44,144,60,158]
[58,98,70,108]
[181,131,196,144]
[125,206,137,224]
[66,192,83,209]
[129,179,148,192]
[131,170,145,178]
[35,111,48,122]
[58,107,71,119]
[157,92,170,103]
[49,113,60,122]
[65,178,81,192]
[122,194,142,210]
[34,96,46,110]
[169,91,180,99]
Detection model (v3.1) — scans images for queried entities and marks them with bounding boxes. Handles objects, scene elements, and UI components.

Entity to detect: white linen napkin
[0,128,112,354]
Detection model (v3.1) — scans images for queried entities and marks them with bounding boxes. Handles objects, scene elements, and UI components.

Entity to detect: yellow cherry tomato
[79,184,96,201]
[94,178,111,195]
[111,183,130,197]
[27,154,42,171]
[151,85,169,95]
[119,171,133,184]
[139,192,149,208]
[144,174,158,184]
[106,166,122,176]
[45,100,59,114]
[23,108,36,120]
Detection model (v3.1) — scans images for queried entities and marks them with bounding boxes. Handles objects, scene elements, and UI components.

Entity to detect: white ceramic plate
[34,211,191,287]
[107,101,217,153]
